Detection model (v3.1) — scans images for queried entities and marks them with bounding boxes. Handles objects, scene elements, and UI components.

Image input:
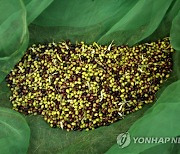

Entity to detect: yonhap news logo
[117,132,180,148]
[117,132,131,148]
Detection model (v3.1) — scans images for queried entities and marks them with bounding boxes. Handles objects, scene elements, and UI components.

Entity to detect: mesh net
[0,0,180,153]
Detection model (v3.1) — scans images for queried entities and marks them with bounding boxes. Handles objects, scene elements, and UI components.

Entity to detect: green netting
[0,0,180,153]
[0,107,30,154]
[0,0,28,83]
[171,10,180,51]
[107,79,180,154]
[29,0,174,45]
[107,10,180,154]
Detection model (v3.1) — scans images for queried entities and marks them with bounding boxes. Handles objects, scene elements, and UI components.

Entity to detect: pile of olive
[6,37,174,131]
